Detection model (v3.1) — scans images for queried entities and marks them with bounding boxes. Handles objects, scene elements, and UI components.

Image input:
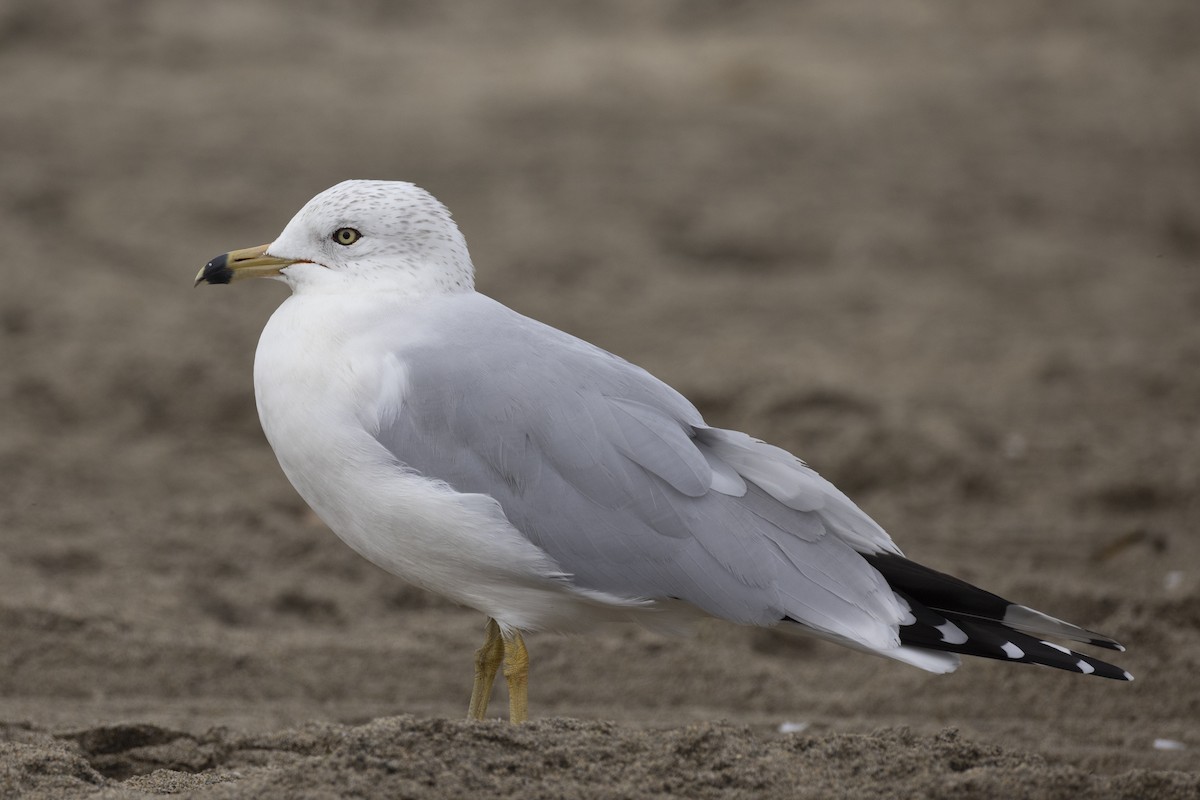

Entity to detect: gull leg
[503,630,529,724]
[468,618,504,720]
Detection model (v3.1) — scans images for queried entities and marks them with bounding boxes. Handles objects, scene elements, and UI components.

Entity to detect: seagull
[195,180,1132,723]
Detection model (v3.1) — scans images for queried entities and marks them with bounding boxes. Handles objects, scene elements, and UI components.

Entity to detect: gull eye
[332,227,361,246]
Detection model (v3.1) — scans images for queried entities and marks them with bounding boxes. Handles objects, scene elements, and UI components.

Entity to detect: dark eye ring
[333,227,361,246]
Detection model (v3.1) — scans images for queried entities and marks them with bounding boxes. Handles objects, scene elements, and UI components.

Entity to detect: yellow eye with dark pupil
[333,227,361,246]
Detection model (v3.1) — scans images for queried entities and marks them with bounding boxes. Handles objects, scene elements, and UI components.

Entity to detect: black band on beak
[197,253,234,285]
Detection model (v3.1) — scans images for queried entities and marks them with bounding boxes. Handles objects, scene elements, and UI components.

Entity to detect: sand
[1,1,1198,797]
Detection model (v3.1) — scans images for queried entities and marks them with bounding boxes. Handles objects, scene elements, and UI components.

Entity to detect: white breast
[251,293,646,632]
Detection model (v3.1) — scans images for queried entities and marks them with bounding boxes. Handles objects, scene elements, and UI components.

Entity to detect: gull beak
[194,244,298,286]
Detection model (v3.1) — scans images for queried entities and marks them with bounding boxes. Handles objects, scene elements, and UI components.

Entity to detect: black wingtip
[893,604,1135,680]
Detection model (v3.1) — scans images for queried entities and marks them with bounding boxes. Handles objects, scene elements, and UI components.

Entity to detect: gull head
[195,180,475,296]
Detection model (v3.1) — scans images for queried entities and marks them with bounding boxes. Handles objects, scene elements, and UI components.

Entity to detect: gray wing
[375,293,908,648]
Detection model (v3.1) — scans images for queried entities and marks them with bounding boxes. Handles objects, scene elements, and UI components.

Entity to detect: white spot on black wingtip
[1077,659,1095,675]
[1123,670,1135,681]
[935,621,968,645]
[1001,642,1024,659]
[1041,640,1072,655]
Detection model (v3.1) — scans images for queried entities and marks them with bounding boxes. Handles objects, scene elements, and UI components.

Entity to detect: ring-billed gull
[195,180,1131,723]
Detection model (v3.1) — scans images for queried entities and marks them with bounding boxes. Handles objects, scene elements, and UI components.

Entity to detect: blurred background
[1,0,1197,778]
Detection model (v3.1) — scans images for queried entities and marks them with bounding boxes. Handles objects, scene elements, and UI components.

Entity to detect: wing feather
[373,293,907,646]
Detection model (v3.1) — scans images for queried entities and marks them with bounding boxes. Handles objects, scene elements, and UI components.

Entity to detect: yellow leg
[467,618,504,720]
[503,630,529,724]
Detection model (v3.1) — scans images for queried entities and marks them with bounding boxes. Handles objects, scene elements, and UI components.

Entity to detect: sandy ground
[2,1,1199,797]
